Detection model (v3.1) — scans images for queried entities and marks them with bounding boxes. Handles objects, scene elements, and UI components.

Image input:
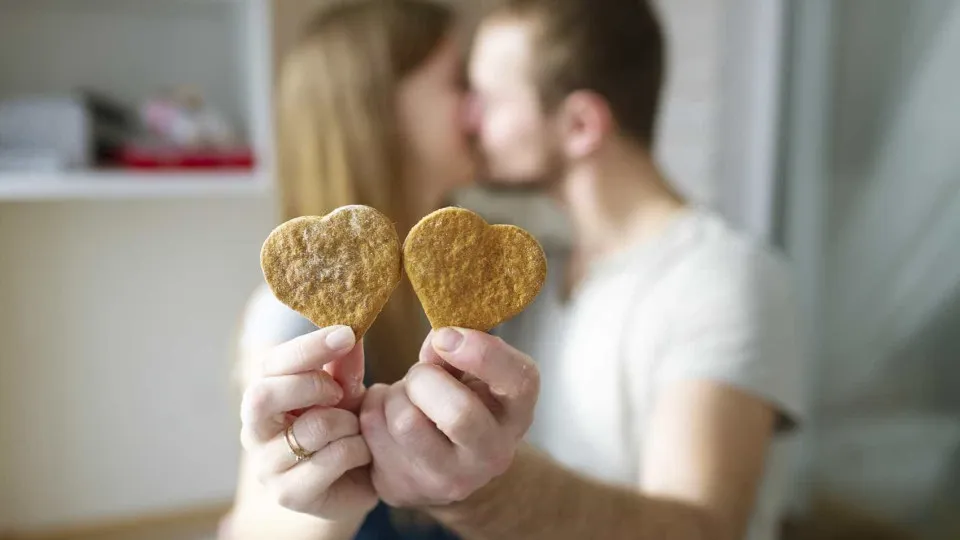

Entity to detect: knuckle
[309,370,334,399]
[333,409,360,438]
[326,436,365,469]
[241,382,272,422]
[445,474,476,502]
[488,447,514,477]
[462,446,505,482]
[356,441,373,467]
[274,487,301,512]
[423,470,450,499]
[388,406,425,440]
[345,410,362,435]
[302,412,332,446]
[516,359,540,398]
[343,435,372,467]
[358,408,376,434]
[359,384,387,432]
[472,334,493,362]
[444,403,478,439]
[324,437,350,464]
[359,403,379,435]
[293,338,310,369]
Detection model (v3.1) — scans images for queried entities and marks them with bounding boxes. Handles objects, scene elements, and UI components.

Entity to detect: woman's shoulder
[239,283,318,348]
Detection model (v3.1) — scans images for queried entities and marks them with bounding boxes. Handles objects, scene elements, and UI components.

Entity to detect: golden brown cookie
[260,205,402,338]
[403,207,547,331]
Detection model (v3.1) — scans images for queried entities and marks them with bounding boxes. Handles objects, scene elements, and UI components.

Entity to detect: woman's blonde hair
[276,0,454,384]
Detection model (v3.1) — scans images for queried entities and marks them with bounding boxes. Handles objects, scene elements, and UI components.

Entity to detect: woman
[224,1,474,538]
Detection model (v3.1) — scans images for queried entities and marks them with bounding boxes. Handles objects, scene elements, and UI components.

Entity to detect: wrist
[426,443,533,527]
[331,504,376,531]
[227,504,369,540]
[312,512,369,540]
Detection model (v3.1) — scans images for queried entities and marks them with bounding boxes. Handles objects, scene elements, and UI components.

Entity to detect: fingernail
[325,326,356,351]
[433,328,464,352]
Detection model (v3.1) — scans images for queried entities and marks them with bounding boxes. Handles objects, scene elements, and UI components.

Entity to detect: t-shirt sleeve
[239,284,318,349]
[235,284,318,386]
[654,244,808,432]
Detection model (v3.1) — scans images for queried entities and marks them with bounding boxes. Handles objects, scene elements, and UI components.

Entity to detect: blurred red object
[116,144,255,170]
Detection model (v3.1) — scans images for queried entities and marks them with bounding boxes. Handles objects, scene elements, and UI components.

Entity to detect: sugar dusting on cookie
[261,205,402,338]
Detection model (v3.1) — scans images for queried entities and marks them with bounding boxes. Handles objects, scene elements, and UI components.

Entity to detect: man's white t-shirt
[497,207,806,540]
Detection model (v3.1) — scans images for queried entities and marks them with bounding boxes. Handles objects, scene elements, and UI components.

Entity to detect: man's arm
[431,380,776,540]
[360,329,779,540]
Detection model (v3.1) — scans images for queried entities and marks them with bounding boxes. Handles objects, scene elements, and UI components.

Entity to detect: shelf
[0,170,272,201]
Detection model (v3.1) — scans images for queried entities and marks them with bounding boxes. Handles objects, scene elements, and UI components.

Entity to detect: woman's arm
[226,450,364,540]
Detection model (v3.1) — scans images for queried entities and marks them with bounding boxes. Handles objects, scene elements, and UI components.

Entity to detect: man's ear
[557,90,612,159]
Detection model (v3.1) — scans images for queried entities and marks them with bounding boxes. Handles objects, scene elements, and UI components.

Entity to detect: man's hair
[493,0,665,147]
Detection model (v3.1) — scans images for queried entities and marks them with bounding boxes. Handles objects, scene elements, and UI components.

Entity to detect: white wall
[0,198,275,531]
[652,0,722,205]
[0,2,250,130]
[712,0,786,242]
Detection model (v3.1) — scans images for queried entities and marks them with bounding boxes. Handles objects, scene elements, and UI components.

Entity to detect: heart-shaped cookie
[260,205,402,338]
[403,207,547,331]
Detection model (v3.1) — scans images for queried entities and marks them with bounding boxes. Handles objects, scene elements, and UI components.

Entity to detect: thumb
[325,339,366,413]
[419,329,465,380]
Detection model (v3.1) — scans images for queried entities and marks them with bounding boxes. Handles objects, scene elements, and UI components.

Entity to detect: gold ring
[284,424,311,463]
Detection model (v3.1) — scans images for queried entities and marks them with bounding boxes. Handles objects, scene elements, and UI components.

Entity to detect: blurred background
[0,0,957,538]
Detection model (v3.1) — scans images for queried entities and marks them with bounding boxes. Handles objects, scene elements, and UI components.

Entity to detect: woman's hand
[239,325,378,521]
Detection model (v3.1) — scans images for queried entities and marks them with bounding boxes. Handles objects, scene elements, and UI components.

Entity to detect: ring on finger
[284,423,313,463]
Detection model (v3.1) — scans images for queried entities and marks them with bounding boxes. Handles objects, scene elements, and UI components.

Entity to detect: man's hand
[359,328,540,507]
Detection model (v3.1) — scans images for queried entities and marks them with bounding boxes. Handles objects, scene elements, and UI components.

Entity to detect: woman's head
[276,0,473,383]
[277,0,473,231]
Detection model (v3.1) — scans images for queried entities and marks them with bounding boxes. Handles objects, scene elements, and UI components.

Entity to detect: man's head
[466,0,665,187]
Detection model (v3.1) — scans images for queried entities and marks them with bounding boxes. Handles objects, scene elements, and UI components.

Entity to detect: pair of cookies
[260,205,547,338]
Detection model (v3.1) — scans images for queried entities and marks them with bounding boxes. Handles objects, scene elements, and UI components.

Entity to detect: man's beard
[472,144,565,195]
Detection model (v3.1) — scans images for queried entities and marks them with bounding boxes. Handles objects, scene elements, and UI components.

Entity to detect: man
[243,1,806,539]
[360,1,805,539]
